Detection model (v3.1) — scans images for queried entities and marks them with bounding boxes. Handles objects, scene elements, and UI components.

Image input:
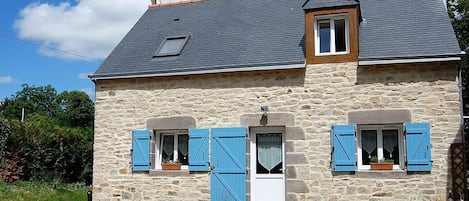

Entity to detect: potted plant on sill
[370,156,394,170]
[161,159,182,170]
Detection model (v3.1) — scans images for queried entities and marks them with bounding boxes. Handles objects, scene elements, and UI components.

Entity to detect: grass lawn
[0,181,90,201]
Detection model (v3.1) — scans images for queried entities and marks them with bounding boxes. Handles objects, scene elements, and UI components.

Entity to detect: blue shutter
[189,128,209,171]
[211,127,246,201]
[406,122,432,171]
[132,130,150,171]
[331,125,356,171]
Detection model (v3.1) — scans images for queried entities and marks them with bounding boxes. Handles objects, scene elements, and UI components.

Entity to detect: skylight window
[155,35,189,57]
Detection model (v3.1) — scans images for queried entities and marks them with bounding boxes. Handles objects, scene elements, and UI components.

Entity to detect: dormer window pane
[319,20,331,53]
[315,14,349,55]
[334,19,346,52]
[155,35,189,57]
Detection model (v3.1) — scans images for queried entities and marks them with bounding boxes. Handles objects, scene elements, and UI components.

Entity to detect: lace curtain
[361,131,377,158]
[257,134,282,172]
[178,135,189,159]
[163,136,174,159]
[383,130,398,158]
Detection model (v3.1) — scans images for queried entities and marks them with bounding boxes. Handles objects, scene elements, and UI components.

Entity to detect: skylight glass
[155,35,189,57]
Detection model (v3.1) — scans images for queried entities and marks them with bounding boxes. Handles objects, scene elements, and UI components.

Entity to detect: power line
[0,33,103,62]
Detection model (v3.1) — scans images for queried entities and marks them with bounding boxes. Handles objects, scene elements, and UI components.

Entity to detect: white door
[250,127,285,201]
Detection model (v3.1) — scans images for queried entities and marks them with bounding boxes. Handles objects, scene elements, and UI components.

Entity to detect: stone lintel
[240,113,295,127]
[146,116,196,130]
[348,110,411,124]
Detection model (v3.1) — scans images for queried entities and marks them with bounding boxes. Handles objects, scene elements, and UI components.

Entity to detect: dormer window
[154,35,189,57]
[315,15,349,55]
[304,7,358,64]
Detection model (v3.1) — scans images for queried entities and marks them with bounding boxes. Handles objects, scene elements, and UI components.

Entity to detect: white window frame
[356,125,405,171]
[153,129,189,170]
[314,13,349,56]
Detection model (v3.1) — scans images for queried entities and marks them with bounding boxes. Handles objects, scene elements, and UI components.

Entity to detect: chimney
[149,0,207,8]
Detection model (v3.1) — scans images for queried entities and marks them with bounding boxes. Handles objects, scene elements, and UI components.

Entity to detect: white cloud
[78,72,91,79]
[0,76,14,84]
[14,0,150,60]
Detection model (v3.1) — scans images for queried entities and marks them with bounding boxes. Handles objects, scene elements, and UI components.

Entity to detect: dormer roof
[302,0,359,10]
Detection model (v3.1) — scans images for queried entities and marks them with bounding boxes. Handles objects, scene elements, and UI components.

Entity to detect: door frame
[249,126,286,201]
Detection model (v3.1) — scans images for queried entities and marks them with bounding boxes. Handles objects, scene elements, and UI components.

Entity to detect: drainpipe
[459,53,468,200]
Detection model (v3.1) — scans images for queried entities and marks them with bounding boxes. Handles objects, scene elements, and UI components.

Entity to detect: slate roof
[358,0,461,61]
[91,0,461,79]
[91,0,306,79]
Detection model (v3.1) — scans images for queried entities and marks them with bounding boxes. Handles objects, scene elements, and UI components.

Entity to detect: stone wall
[93,61,460,201]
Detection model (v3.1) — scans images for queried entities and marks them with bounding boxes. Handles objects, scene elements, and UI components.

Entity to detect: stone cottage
[89,0,464,200]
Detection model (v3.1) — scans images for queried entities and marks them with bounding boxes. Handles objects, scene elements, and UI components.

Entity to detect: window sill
[148,170,207,177]
[315,52,349,56]
[354,169,408,178]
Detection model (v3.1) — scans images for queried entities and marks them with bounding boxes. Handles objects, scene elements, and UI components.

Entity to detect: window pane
[361,130,377,165]
[319,20,331,53]
[256,133,282,174]
[162,135,174,162]
[157,37,186,55]
[334,19,346,52]
[383,129,399,165]
[178,134,189,165]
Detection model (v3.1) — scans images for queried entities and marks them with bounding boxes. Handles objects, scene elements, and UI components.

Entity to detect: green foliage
[6,117,93,183]
[448,0,469,50]
[0,181,90,201]
[0,120,11,169]
[0,84,59,121]
[55,91,94,128]
[0,85,94,184]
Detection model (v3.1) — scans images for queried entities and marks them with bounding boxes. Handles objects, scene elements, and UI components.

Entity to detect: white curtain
[383,130,398,158]
[162,136,174,159]
[178,135,189,158]
[257,134,282,172]
[361,131,377,157]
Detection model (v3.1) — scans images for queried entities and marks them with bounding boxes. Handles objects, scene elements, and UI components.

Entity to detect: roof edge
[358,54,463,66]
[148,0,207,8]
[89,61,305,81]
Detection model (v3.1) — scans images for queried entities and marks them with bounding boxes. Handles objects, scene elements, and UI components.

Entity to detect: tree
[55,91,94,128]
[448,0,469,50]
[0,85,94,128]
[0,84,58,121]
[0,85,94,183]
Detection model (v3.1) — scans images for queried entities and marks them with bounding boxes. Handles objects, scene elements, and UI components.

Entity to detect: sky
[0,0,151,100]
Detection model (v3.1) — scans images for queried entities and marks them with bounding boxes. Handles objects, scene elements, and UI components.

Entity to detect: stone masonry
[93,61,460,201]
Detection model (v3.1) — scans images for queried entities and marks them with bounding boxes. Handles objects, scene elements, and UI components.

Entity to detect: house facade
[90,0,463,200]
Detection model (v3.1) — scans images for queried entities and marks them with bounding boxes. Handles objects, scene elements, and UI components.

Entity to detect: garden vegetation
[0,84,93,200]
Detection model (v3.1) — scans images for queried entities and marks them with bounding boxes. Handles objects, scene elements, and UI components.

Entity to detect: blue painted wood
[331,125,356,171]
[132,130,150,171]
[189,128,210,171]
[405,122,432,171]
[211,127,246,201]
